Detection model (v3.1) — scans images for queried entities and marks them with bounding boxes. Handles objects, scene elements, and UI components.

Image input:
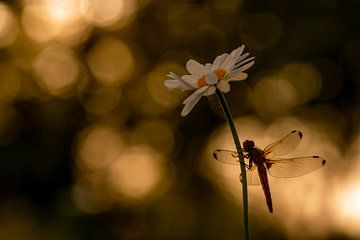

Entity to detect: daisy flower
[164,45,255,116]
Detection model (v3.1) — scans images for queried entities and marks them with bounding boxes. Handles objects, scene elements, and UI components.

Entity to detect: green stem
[215,89,249,240]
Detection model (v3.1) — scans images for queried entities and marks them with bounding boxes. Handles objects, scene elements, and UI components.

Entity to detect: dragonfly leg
[248,159,253,169]
[237,153,252,169]
[238,161,251,169]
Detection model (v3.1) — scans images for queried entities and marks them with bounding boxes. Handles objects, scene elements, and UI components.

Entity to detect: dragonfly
[213,130,326,213]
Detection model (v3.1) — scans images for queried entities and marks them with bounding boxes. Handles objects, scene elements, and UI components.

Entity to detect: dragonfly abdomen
[257,164,273,213]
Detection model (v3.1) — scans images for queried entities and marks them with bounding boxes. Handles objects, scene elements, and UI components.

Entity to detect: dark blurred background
[0,0,359,239]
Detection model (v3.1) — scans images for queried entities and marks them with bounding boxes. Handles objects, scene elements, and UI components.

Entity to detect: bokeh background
[0,0,359,239]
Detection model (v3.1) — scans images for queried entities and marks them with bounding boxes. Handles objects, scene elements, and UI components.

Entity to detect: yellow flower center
[197,69,226,87]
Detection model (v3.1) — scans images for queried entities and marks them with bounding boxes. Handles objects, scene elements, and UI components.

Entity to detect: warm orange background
[0,0,359,239]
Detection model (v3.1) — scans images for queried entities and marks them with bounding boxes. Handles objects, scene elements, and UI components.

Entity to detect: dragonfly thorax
[243,139,265,165]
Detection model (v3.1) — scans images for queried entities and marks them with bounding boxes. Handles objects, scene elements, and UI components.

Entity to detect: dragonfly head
[243,140,255,152]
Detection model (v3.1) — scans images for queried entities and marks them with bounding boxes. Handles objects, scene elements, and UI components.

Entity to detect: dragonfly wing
[213,149,259,185]
[213,149,240,166]
[267,156,326,178]
[263,130,303,158]
[239,165,261,186]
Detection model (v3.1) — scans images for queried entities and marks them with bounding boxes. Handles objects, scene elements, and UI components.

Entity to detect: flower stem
[215,89,249,240]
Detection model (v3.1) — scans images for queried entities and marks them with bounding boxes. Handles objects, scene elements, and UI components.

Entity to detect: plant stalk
[215,89,249,240]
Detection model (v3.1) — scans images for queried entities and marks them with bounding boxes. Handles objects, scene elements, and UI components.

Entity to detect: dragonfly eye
[243,140,255,152]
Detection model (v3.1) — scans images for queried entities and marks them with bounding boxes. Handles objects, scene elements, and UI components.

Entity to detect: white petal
[222,46,245,71]
[222,55,235,72]
[164,72,195,90]
[164,79,194,90]
[166,72,177,78]
[182,74,198,88]
[183,86,208,104]
[203,86,216,96]
[181,86,208,116]
[205,63,212,71]
[181,94,202,116]
[233,56,255,69]
[212,53,229,70]
[231,45,245,60]
[236,53,250,65]
[164,79,180,89]
[227,72,248,82]
[217,80,231,93]
[234,60,255,73]
[228,56,255,80]
[186,59,206,76]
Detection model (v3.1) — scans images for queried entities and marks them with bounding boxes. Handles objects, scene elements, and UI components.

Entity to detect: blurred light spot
[338,186,360,223]
[0,3,18,48]
[273,176,329,239]
[73,124,126,213]
[253,62,322,116]
[132,88,170,117]
[269,112,343,147]
[76,124,124,171]
[147,62,184,108]
[106,145,166,201]
[333,181,360,238]
[253,76,298,116]
[239,12,283,50]
[87,37,134,86]
[279,62,322,104]
[34,45,79,95]
[130,61,184,117]
[131,119,175,156]
[332,134,360,237]
[74,125,172,211]
[84,87,122,115]
[80,0,136,28]
[22,0,90,44]
[0,63,21,102]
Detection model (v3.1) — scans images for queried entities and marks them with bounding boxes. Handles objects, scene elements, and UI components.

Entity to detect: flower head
[165,45,255,116]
